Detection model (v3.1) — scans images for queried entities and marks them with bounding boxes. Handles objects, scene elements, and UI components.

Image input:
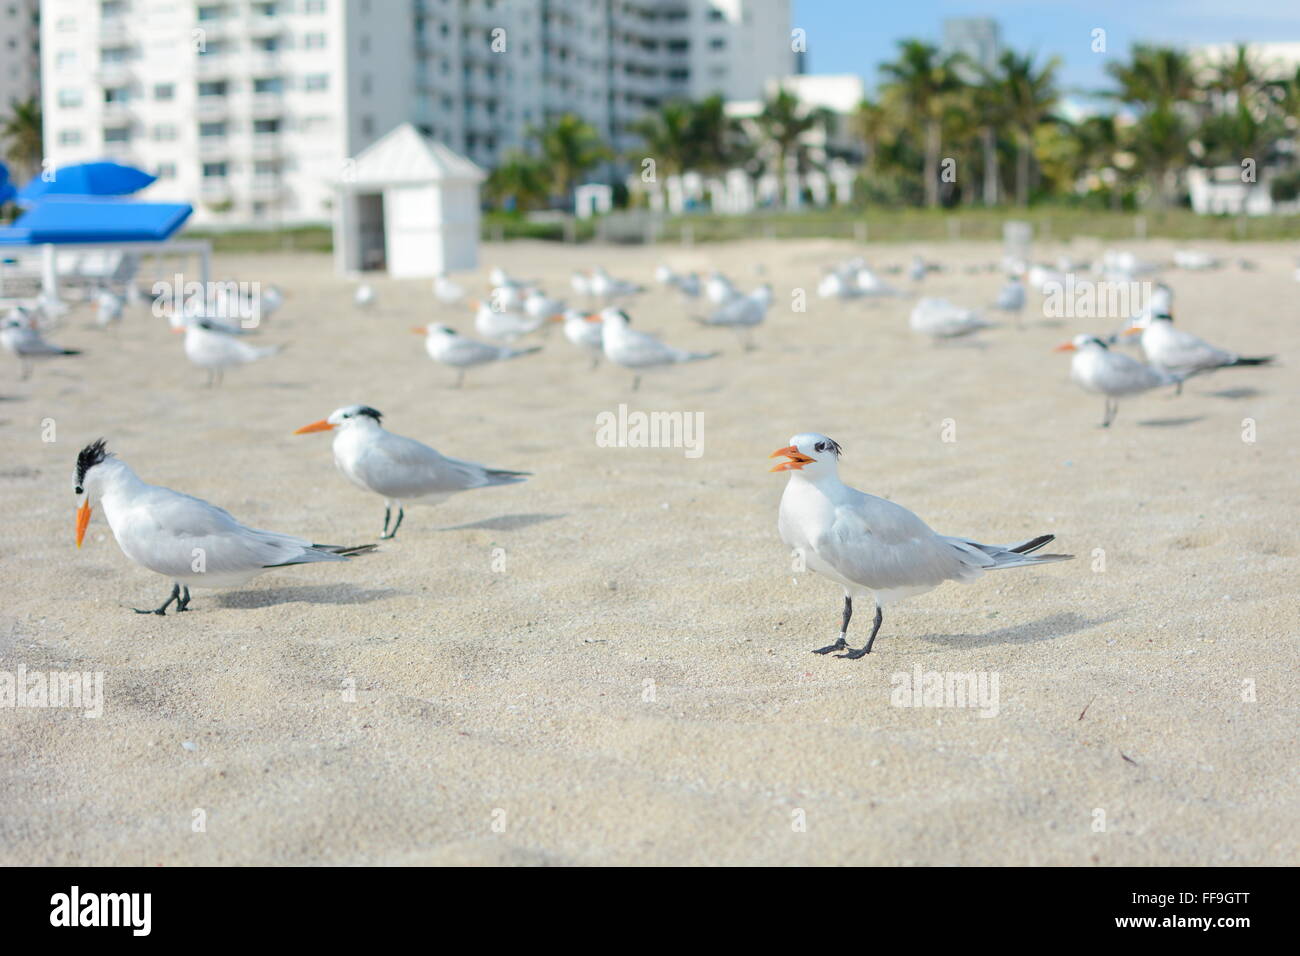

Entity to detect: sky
[791,0,1300,103]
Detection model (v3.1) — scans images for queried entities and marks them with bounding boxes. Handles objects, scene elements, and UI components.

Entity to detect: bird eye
[75,486,83,494]
[814,442,825,453]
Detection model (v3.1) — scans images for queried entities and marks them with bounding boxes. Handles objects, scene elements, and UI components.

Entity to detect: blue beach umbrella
[18,161,156,203]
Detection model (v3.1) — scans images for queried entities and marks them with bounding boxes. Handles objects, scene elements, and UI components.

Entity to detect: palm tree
[1105,46,1198,207]
[529,113,611,206]
[996,51,1061,205]
[880,40,966,207]
[686,94,748,175]
[630,100,695,180]
[850,97,891,173]
[485,150,549,212]
[1,97,42,181]
[754,87,832,208]
[967,78,1008,205]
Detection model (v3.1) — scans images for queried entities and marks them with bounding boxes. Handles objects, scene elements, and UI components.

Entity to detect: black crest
[355,406,383,422]
[814,437,843,458]
[75,439,111,491]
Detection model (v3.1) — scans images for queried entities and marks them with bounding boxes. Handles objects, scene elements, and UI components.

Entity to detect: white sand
[1,238,1296,865]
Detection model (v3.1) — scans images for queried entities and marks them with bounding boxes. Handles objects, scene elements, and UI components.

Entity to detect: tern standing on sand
[1126,312,1273,392]
[599,307,719,390]
[181,317,282,386]
[73,440,373,614]
[771,434,1071,658]
[294,405,530,539]
[2,309,81,379]
[1057,333,1182,427]
[413,323,541,387]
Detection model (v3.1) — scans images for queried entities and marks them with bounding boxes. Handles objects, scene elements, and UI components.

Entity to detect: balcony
[250,135,283,159]
[101,100,135,122]
[249,93,285,118]
[95,63,135,87]
[247,52,282,74]
[247,16,286,39]
[195,98,229,119]
[195,56,231,78]
[99,19,131,44]
[200,179,233,200]
[248,177,283,199]
[198,139,230,159]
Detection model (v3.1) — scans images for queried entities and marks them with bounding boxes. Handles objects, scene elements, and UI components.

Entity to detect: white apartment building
[0,0,40,135]
[41,0,794,227]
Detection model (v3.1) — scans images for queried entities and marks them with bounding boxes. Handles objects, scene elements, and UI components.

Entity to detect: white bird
[562,308,604,367]
[354,284,376,309]
[772,433,1071,658]
[817,270,861,300]
[181,317,282,386]
[909,298,994,340]
[1118,282,1173,341]
[570,271,593,299]
[413,322,541,387]
[589,266,644,301]
[488,267,536,290]
[655,265,701,299]
[991,275,1026,326]
[96,289,125,328]
[1026,264,1066,293]
[1056,333,1183,427]
[258,284,285,320]
[908,255,927,282]
[293,405,530,539]
[1126,312,1273,392]
[704,271,738,306]
[695,284,772,350]
[599,307,719,391]
[434,274,465,305]
[1,308,81,379]
[1173,249,1219,271]
[473,300,549,342]
[72,439,374,614]
[523,288,566,321]
[854,266,896,297]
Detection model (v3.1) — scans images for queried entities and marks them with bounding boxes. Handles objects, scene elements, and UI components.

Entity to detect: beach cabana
[334,123,485,278]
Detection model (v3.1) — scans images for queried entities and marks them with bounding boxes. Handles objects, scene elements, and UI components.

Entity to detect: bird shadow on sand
[1136,415,1206,427]
[912,610,1116,651]
[212,584,399,609]
[1206,387,1260,400]
[438,512,566,532]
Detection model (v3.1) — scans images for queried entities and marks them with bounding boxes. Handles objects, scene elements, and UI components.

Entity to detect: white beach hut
[334,123,485,278]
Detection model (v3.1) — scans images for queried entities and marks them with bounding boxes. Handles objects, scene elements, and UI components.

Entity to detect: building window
[202,162,228,178]
[58,130,83,146]
[303,74,328,91]
[303,33,325,49]
[304,0,325,12]
[253,77,284,94]
[103,127,131,143]
[197,5,224,21]
[198,81,228,97]
[104,87,130,103]
[55,51,77,68]
[153,124,178,141]
[199,121,227,137]
[57,89,83,108]
[155,163,177,179]
[253,118,281,135]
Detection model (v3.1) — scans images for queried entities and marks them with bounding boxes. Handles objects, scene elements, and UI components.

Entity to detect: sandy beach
[1,237,1296,866]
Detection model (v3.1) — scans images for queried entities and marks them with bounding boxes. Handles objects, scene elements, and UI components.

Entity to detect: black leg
[812,595,851,654]
[837,605,883,659]
[134,583,180,615]
[632,374,641,392]
[1175,380,1184,397]
[176,586,192,612]
[381,506,404,540]
[381,505,391,537]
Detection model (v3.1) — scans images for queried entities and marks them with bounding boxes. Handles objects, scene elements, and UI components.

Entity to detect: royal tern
[260,285,285,319]
[73,440,374,614]
[909,298,994,340]
[589,266,644,301]
[992,275,1026,325]
[1056,334,1182,427]
[413,323,541,387]
[181,318,282,386]
[354,284,376,309]
[489,267,536,290]
[96,290,125,328]
[772,434,1071,658]
[854,266,896,297]
[655,265,701,298]
[2,309,81,379]
[570,271,593,299]
[908,255,928,282]
[473,300,550,342]
[695,284,772,350]
[523,288,566,321]
[294,405,530,539]
[817,270,862,300]
[1126,312,1273,392]
[562,309,604,367]
[704,271,738,306]
[434,274,466,305]
[599,307,719,391]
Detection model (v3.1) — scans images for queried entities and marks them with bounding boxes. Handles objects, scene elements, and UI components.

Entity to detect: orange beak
[769,445,814,472]
[410,325,427,335]
[1053,342,1077,352]
[1121,325,1143,336]
[171,326,185,335]
[293,419,335,435]
[75,500,91,548]
[585,313,602,323]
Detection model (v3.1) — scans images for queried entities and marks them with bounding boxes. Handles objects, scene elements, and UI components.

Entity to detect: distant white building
[0,0,40,142]
[41,0,795,227]
[942,18,1000,80]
